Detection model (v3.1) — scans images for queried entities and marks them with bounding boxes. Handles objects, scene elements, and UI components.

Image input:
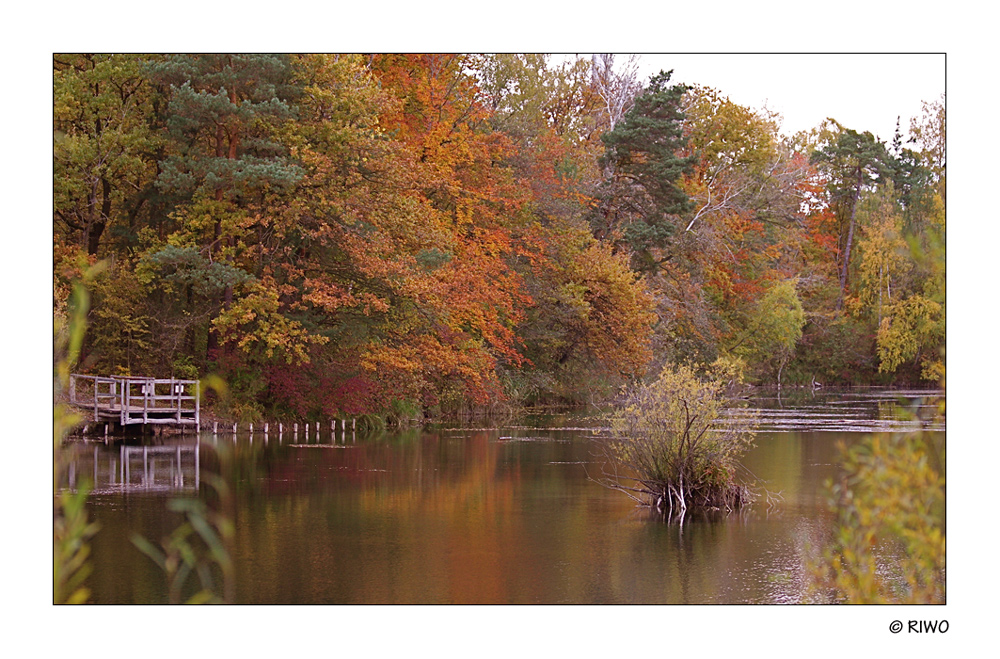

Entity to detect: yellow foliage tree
[809,430,945,603]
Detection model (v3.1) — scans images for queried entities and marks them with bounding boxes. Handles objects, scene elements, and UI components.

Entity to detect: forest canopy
[53,54,945,421]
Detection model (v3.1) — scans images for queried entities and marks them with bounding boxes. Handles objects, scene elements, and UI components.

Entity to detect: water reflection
[75,389,943,604]
[59,440,201,495]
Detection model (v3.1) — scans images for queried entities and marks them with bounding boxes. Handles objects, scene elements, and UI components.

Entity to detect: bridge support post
[174,378,181,425]
[142,379,150,424]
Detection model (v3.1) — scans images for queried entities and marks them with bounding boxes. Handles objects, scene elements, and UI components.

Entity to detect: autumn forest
[53,54,946,423]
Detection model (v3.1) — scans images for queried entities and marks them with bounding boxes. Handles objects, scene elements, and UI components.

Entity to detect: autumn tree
[909,94,945,198]
[727,279,805,385]
[240,53,540,413]
[475,54,551,140]
[679,86,809,235]
[544,57,604,146]
[860,185,945,382]
[134,244,251,375]
[517,226,655,401]
[472,54,600,227]
[54,54,162,256]
[675,88,810,371]
[243,54,415,416]
[144,55,317,372]
[852,184,911,327]
[810,126,892,310]
[605,85,812,381]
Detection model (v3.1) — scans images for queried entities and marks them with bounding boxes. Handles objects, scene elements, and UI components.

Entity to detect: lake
[60,388,944,604]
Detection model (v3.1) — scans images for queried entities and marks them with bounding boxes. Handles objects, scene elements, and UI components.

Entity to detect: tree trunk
[878,265,883,327]
[208,119,240,362]
[836,169,863,311]
[87,177,112,256]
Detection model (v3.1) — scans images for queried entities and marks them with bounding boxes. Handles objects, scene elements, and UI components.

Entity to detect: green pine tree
[591,70,695,272]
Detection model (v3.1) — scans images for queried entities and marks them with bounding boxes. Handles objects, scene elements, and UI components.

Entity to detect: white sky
[578,53,945,143]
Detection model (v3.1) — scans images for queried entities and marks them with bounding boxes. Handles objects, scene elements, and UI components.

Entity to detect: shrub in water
[596,363,758,518]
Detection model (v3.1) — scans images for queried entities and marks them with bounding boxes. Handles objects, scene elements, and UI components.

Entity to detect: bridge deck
[69,374,200,427]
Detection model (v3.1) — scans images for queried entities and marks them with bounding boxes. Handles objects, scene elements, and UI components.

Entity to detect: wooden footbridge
[69,374,200,429]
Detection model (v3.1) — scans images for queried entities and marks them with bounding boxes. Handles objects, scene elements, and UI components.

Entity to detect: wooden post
[233,423,237,435]
[195,380,201,429]
[143,380,149,424]
[213,421,218,435]
[170,378,184,425]
[352,418,356,431]
[93,378,98,423]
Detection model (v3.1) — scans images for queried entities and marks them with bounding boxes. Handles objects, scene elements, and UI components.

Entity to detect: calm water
[61,389,944,604]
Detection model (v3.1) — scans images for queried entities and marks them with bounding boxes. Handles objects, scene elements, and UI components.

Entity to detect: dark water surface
[62,388,944,604]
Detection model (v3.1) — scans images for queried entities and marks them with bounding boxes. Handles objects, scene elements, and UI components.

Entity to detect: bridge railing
[68,375,120,422]
[68,374,200,427]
